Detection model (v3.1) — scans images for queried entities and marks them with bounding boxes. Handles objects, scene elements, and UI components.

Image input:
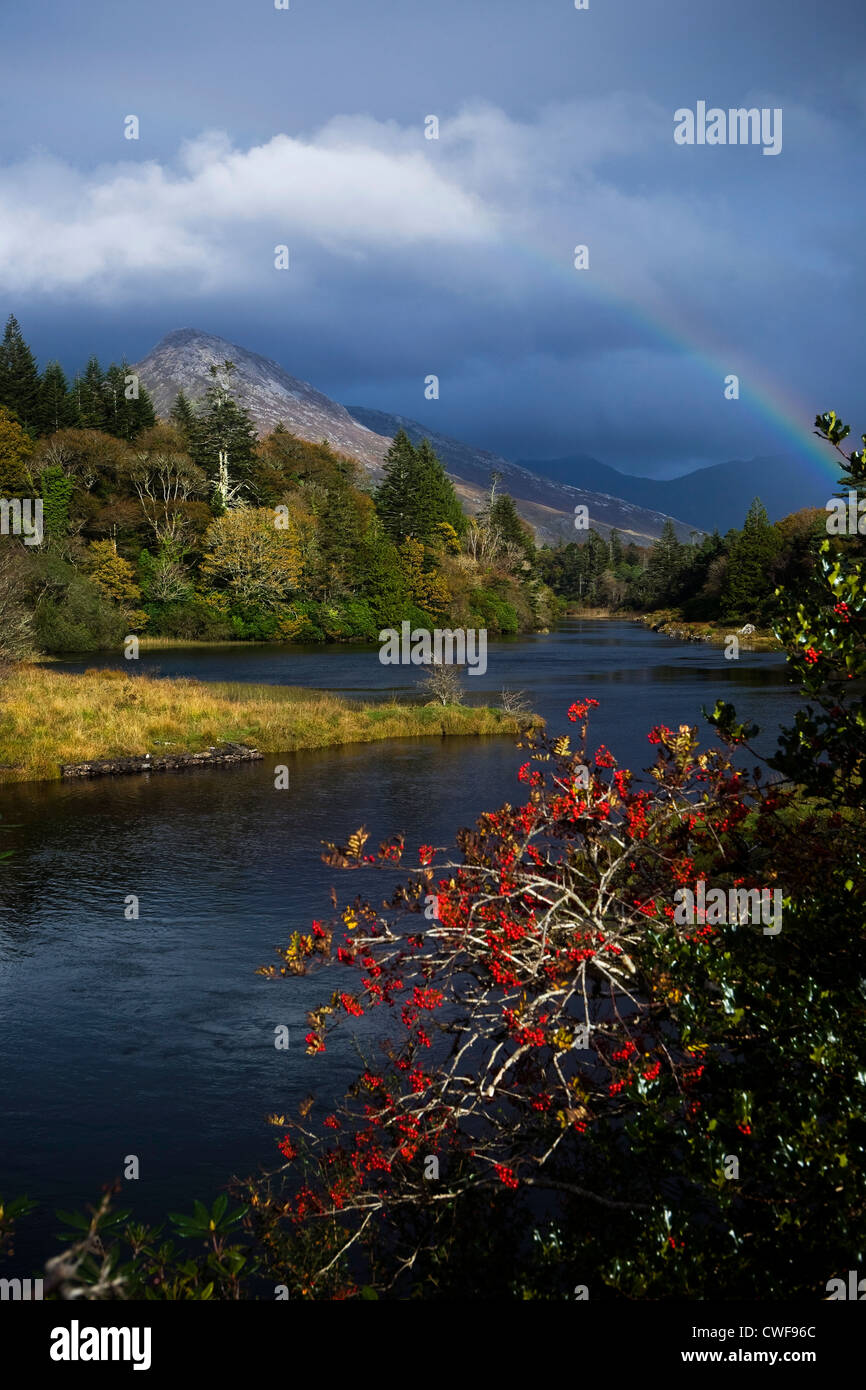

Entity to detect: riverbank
[0,666,536,784]
[635,611,782,650]
[562,605,781,650]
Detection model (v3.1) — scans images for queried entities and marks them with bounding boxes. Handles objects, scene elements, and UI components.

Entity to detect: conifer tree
[102,361,156,441]
[74,357,109,430]
[0,314,41,433]
[187,362,257,510]
[645,518,683,604]
[170,390,196,443]
[413,438,466,541]
[374,430,419,543]
[720,497,780,621]
[608,527,624,568]
[489,491,534,560]
[39,361,75,435]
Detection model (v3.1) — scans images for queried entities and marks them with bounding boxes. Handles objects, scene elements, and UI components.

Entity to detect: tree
[374,430,419,544]
[0,315,41,434]
[608,527,624,569]
[188,362,258,511]
[350,519,410,627]
[102,361,156,441]
[417,660,464,705]
[0,540,35,660]
[83,539,141,605]
[720,497,781,621]
[39,465,74,543]
[752,411,866,806]
[35,429,134,512]
[400,536,450,616]
[489,491,534,565]
[170,390,196,443]
[39,362,76,435]
[199,507,302,608]
[644,518,683,605]
[413,438,466,541]
[138,543,195,604]
[74,357,109,431]
[0,407,35,495]
[246,686,863,1299]
[127,424,207,546]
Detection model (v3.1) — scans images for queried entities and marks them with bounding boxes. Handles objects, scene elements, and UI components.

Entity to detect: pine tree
[374,430,419,543]
[102,361,156,441]
[351,516,410,626]
[720,497,781,621]
[187,363,258,510]
[645,519,683,604]
[413,438,466,541]
[74,357,109,430]
[0,314,42,433]
[39,361,75,435]
[170,390,196,443]
[489,492,533,560]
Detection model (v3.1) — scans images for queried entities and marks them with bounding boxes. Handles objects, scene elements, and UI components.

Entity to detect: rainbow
[518,241,837,480]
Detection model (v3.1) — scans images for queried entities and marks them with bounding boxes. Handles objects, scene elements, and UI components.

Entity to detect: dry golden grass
[0,665,535,784]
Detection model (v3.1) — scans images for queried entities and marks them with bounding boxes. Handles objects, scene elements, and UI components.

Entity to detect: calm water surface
[0,621,800,1264]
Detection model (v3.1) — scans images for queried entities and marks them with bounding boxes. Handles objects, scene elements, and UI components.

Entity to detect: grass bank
[0,666,537,785]
[637,611,782,651]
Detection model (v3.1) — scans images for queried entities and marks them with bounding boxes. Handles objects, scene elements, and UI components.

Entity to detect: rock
[60,743,263,779]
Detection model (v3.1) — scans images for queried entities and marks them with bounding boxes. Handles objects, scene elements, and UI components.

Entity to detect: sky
[0,0,864,479]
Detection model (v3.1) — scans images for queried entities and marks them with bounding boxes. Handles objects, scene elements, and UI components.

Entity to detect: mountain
[135,328,391,472]
[344,407,700,546]
[514,453,826,534]
[134,330,702,545]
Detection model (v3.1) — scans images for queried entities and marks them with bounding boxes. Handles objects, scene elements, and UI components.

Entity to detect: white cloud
[0,94,850,337]
[0,125,499,297]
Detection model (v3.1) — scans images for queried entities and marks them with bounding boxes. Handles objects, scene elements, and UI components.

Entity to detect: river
[0,620,800,1266]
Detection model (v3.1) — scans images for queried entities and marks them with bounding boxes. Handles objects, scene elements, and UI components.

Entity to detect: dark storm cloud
[1,0,863,476]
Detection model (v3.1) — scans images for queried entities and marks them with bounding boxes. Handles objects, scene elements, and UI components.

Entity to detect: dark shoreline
[60,742,264,779]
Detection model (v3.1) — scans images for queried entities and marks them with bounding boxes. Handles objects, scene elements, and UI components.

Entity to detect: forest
[0,312,827,661]
[538,503,826,624]
[0,315,553,657]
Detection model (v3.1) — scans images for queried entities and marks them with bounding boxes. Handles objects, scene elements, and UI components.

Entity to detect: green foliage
[140,595,233,641]
[764,412,866,806]
[0,331,546,656]
[375,430,464,545]
[719,497,781,622]
[468,585,519,633]
[39,361,76,434]
[39,465,73,540]
[490,491,535,562]
[32,554,128,651]
[0,314,41,434]
[187,362,257,507]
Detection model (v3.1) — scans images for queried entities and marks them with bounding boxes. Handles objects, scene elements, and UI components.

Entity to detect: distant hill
[345,406,700,546]
[135,329,705,545]
[514,453,826,534]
